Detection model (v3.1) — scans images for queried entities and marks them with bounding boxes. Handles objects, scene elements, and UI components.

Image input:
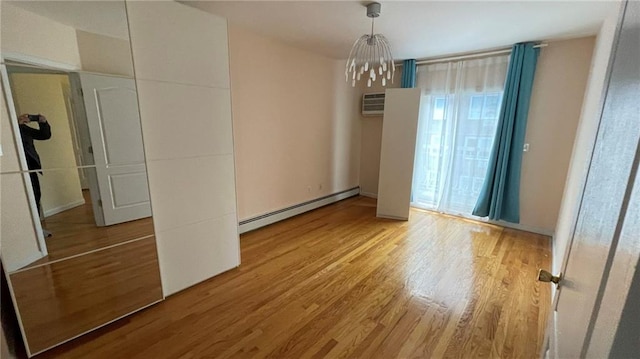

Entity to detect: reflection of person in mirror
[18,114,52,236]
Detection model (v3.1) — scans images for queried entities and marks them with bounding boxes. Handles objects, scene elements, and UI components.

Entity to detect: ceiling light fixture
[345,2,395,88]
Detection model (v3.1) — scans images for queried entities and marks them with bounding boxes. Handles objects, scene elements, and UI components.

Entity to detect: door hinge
[88,146,93,154]
[97,199,102,207]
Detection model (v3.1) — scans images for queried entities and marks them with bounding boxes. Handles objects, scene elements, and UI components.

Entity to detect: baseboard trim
[376,214,408,221]
[490,220,554,237]
[44,199,85,218]
[411,204,554,237]
[239,187,360,234]
[359,191,378,199]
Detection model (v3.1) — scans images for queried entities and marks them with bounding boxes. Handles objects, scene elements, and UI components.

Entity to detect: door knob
[537,269,561,284]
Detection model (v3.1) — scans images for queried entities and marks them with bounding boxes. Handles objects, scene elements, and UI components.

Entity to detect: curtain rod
[397,43,547,66]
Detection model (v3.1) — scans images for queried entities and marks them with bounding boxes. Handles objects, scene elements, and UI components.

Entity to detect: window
[482,94,501,120]
[462,136,494,160]
[433,97,446,121]
[477,137,493,159]
[469,96,483,120]
[472,178,485,194]
[457,176,471,191]
[428,134,442,156]
[476,160,489,174]
[425,171,438,189]
[412,54,508,216]
[463,136,478,159]
[468,93,502,121]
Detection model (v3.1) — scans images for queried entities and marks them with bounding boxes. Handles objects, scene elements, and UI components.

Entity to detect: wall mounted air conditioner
[362,92,385,116]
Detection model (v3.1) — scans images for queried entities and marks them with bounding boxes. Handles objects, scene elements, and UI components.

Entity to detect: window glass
[482,94,501,120]
[469,96,483,120]
[433,97,446,121]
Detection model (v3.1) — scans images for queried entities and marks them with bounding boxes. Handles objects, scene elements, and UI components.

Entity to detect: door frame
[0,54,119,229]
[67,72,106,226]
[0,54,77,256]
[1,53,110,242]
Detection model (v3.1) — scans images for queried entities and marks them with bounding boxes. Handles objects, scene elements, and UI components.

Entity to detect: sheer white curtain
[411,55,509,216]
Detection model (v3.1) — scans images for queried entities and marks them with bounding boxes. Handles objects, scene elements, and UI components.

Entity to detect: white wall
[0,3,80,68]
[552,6,621,278]
[228,25,361,221]
[1,4,133,78]
[126,0,239,296]
[76,30,134,77]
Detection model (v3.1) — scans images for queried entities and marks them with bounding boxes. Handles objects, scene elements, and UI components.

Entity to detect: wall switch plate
[523,143,530,152]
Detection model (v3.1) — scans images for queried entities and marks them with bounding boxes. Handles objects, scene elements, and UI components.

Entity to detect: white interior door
[77,73,151,226]
[61,81,89,189]
[549,1,638,357]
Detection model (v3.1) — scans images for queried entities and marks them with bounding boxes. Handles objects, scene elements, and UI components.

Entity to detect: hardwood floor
[37,196,551,358]
[10,237,162,355]
[23,190,154,270]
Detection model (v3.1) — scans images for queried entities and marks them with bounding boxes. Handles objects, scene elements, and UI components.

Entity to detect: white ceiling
[184,0,615,60]
[8,1,130,40]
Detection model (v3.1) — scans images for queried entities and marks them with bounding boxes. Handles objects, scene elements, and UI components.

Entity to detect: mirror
[1,1,163,356]
[1,1,154,273]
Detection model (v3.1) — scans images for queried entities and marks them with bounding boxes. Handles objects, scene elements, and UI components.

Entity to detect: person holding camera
[18,114,51,233]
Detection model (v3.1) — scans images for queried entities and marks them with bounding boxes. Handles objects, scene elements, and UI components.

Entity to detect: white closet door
[377,88,422,220]
[127,0,239,296]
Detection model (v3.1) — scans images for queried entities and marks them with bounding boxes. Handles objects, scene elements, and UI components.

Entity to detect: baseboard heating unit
[238,187,360,234]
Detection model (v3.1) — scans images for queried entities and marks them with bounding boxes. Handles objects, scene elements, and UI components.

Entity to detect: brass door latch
[537,269,561,284]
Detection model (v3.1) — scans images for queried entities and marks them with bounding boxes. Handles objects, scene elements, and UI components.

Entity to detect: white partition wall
[126,1,240,296]
[377,88,422,220]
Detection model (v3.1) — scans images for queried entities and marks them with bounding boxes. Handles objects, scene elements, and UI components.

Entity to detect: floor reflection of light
[398,209,498,314]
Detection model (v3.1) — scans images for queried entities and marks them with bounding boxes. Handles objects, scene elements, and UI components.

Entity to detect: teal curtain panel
[401,59,417,88]
[472,42,540,222]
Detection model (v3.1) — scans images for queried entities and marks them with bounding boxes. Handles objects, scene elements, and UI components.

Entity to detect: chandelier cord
[370,17,375,38]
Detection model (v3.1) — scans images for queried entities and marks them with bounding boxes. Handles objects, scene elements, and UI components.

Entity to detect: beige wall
[553,8,621,276]
[358,78,400,197]
[518,36,595,233]
[76,30,134,77]
[1,4,132,77]
[357,37,594,234]
[228,25,360,221]
[1,326,12,359]
[0,3,80,68]
[10,73,84,217]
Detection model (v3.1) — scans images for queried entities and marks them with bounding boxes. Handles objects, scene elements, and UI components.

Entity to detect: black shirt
[19,121,51,170]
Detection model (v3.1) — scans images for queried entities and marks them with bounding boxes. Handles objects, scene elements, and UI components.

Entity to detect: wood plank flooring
[11,237,162,355]
[37,196,551,358]
[23,190,154,270]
